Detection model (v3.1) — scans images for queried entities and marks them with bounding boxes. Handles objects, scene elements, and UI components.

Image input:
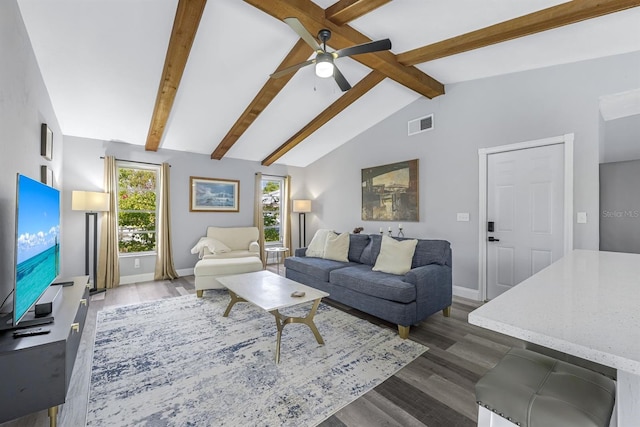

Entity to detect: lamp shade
[293,199,312,213]
[72,191,110,212]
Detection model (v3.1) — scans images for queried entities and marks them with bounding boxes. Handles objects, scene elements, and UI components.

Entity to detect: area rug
[86,291,427,426]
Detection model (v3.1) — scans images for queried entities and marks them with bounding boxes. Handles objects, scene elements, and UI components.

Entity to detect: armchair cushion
[190,237,231,259]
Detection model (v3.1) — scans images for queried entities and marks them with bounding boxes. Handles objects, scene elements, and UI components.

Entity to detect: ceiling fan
[270,17,392,92]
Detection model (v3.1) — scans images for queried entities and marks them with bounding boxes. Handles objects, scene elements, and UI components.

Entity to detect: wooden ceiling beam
[262,71,385,166]
[325,0,391,26]
[145,0,207,151]
[244,0,444,99]
[210,39,314,160]
[397,0,640,66]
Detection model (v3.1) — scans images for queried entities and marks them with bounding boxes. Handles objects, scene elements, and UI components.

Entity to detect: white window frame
[116,161,160,256]
[262,175,284,247]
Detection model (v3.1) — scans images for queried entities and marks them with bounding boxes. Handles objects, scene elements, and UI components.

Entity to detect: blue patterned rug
[87,291,427,426]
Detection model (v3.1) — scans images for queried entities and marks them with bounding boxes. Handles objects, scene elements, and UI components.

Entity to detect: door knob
[488,236,500,242]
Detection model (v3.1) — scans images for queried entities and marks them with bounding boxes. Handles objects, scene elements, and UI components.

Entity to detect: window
[262,177,283,244]
[117,163,159,254]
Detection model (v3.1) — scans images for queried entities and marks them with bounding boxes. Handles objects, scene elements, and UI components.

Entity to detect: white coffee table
[217,270,329,363]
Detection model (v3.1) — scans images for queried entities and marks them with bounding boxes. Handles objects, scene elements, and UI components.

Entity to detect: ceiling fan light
[315,53,334,78]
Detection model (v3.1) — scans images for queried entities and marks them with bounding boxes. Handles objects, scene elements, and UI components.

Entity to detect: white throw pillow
[322,232,350,262]
[372,235,418,275]
[305,229,335,258]
[190,237,231,259]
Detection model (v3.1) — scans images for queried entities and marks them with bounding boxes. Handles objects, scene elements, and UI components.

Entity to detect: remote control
[13,328,51,338]
[291,291,305,298]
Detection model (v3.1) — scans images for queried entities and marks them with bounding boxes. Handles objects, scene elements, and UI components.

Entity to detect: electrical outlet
[134,258,140,269]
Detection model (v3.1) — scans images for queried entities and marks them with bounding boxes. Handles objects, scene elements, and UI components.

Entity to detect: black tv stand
[0,312,54,332]
[0,276,89,427]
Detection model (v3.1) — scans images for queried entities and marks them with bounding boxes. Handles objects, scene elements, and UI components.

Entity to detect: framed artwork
[362,159,419,221]
[40,165,53,186]
[190,176,239,212]
[41,123,53,160]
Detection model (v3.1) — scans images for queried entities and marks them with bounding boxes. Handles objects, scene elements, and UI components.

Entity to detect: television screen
[14,174,60,325]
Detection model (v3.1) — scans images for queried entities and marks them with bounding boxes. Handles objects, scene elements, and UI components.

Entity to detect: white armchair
[192,226,263,297]
[191,226,260,259]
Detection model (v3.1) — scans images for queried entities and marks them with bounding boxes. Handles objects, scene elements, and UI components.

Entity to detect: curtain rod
[100,156,170,167]
[257,172,286,178]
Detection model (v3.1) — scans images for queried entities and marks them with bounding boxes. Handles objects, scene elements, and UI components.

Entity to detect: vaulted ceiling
[18,0,640,167]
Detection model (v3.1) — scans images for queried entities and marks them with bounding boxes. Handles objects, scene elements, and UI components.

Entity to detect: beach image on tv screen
[15,175,60,322]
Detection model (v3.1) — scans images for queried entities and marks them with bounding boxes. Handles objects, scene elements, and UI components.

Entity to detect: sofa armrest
[295,247,307,257]
[249,241,260,253]
[404,264,452,318]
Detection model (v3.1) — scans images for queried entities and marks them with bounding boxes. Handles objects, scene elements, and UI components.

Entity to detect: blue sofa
[284,233,452,338]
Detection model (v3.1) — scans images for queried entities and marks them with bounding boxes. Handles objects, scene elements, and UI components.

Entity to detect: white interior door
[486,144,565,300]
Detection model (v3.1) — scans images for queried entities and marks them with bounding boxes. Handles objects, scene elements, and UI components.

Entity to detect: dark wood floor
[1,266,524,426]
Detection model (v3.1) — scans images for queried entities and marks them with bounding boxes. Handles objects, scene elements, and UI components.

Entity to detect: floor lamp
[293,199,311,248]
[72,191,110,294]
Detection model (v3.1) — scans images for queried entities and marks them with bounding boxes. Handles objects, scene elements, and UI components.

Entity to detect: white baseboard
[453,285,481,301]
[120,268,194,285]
[177,268,194,277]
[119,273,154,285]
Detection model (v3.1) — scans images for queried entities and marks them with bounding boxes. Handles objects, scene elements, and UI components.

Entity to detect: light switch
[577,212,587,224]
[457,212,470,222]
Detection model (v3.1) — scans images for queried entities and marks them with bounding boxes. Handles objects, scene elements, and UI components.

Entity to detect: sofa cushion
[284,256,354,282]
[359,234,382,265]
[411,239,451,268]
[323,232,349,262]
[348,234,370,262]
[373,235,418,275]
[306,229,335,258]
[330,264,416,303]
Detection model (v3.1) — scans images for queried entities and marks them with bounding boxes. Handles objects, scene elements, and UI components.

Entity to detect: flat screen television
[13,173,60,326]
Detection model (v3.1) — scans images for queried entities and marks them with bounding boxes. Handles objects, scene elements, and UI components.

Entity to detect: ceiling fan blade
[334,39,391,59]
[333,65,351,92]
[284,17,320,51]
[270,59,315,79]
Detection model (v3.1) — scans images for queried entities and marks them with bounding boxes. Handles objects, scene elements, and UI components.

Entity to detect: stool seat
[476,348,616,427]
[195,257,263,296]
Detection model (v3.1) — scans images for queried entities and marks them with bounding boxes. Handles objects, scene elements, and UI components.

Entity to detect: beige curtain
[154,162,178,280]
[282,175,292,255]
[254,172,265,268]
[97,156,120,289]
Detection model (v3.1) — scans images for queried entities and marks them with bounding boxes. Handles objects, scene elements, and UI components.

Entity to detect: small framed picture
[190,176,240,212]
[40,165,53,186]
[41,123,53,160]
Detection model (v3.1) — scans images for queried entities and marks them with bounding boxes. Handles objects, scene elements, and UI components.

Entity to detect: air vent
[408,114,434,136]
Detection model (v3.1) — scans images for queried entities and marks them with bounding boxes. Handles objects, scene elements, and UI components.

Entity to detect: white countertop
[469,250,640,375]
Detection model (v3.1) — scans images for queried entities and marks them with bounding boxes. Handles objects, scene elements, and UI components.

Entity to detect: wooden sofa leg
[196,290,203,298]
[443,306,451,317]
[398,325,410,339]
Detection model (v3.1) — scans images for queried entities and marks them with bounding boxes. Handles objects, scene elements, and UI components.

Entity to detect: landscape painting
[190,177,239,212]
[362,159,419,221]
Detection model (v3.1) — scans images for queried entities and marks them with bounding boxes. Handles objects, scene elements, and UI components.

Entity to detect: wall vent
[408,114,434,136]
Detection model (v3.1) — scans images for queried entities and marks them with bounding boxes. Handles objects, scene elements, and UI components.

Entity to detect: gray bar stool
[475,347,616,427]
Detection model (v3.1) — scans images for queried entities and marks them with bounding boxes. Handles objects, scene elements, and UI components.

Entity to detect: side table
[264,247,289,275]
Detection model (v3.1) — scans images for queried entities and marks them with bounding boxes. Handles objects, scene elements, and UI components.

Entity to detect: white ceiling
[17,0,640,167]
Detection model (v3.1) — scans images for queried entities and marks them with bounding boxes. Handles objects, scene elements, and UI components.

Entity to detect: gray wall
[601,114,640,163]
[304,51,640,291]
[599,159,640,254]
[0,0,63,304]
[61,137,306,279]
